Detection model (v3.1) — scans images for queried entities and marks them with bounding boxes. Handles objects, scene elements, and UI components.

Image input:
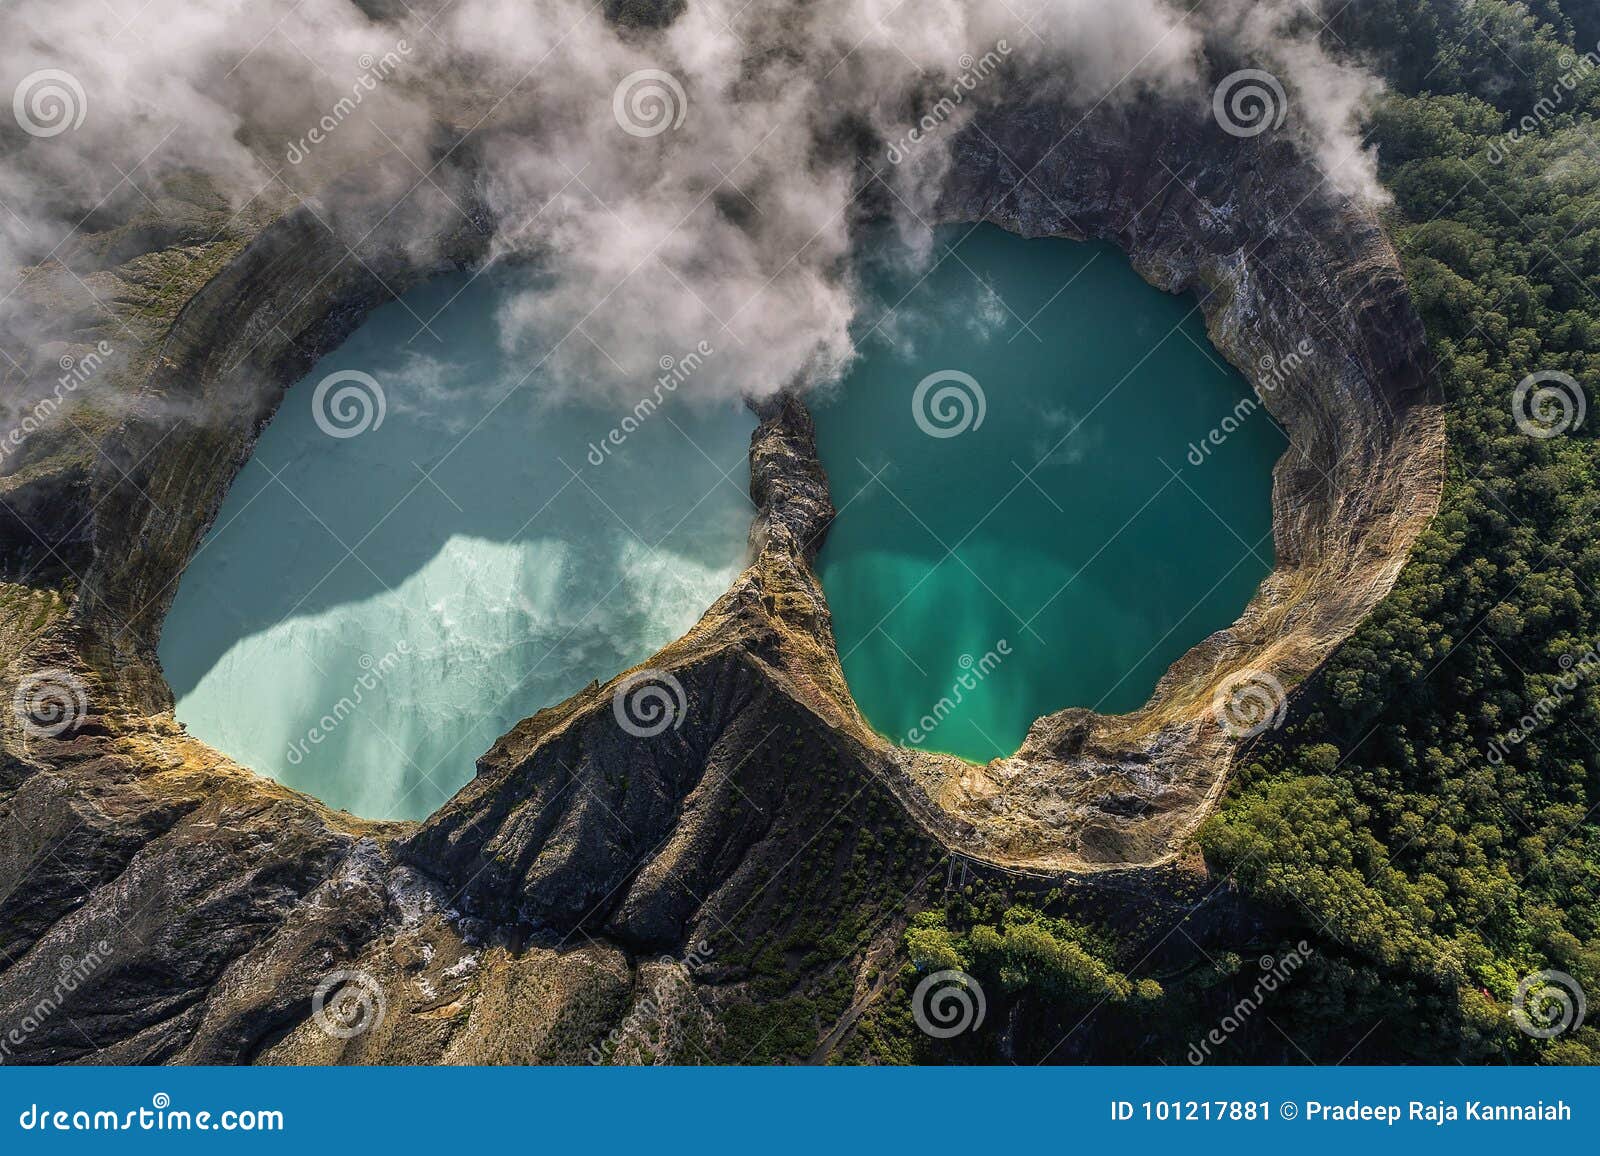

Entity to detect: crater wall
[0,95,1441,1060]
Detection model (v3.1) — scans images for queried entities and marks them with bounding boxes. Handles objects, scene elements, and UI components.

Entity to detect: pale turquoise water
[813,225,1285,762]
[163,229,1284,812]
[159,272,755,821]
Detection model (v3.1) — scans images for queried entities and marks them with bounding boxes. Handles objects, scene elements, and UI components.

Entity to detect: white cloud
[0,0,1387,407]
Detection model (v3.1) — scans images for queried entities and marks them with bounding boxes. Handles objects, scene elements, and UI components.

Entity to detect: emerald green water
[813,225,1285,762]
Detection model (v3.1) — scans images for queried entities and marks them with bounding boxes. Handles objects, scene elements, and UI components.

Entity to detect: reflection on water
[815,224,1285,763]
[160,272,754,820]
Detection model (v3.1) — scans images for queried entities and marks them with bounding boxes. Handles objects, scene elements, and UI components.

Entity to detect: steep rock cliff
[0,92,1439,1062]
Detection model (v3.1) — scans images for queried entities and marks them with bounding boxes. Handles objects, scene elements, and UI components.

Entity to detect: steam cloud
[0,0,1386,414]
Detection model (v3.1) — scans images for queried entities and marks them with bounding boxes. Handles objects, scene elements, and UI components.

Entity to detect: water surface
[160,272,754,820]
[813,224,1285,762]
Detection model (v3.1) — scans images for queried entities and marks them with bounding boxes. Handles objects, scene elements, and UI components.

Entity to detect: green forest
[1213,0,1600,1063]
[873,0,1600,1064]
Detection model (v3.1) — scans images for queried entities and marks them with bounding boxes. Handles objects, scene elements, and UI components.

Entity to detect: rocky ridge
[0,95,1441,1062]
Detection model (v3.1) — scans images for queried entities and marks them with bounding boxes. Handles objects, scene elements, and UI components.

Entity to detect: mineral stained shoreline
[0,96,1441,1063]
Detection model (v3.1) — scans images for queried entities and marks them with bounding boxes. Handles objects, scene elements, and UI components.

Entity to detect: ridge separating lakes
[159,223,1286,818]
[812,223,1287,763]
[158,269,755,821]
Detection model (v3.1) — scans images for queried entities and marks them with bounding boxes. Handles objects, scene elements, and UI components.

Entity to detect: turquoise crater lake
[158,271,755,821]
[813,224,1286,762]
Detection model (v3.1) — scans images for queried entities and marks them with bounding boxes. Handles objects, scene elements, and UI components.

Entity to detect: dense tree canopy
[859,1,1600,1066]
[1198,0,1600,1064]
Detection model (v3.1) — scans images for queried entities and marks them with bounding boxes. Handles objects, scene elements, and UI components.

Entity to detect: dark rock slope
[0,95,1440,1062]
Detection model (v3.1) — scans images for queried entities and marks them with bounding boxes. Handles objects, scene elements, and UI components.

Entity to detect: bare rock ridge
[906,100,1445,868]
[0,97,1440,1061]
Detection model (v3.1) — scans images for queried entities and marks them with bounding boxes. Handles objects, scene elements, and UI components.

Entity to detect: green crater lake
[813,224,1285,762]
[159,271,755,821]
[160,226,1285,815]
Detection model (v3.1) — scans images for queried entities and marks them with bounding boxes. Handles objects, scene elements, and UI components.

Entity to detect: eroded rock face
[899,100,1444,868]
[0,94,1439,1062]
